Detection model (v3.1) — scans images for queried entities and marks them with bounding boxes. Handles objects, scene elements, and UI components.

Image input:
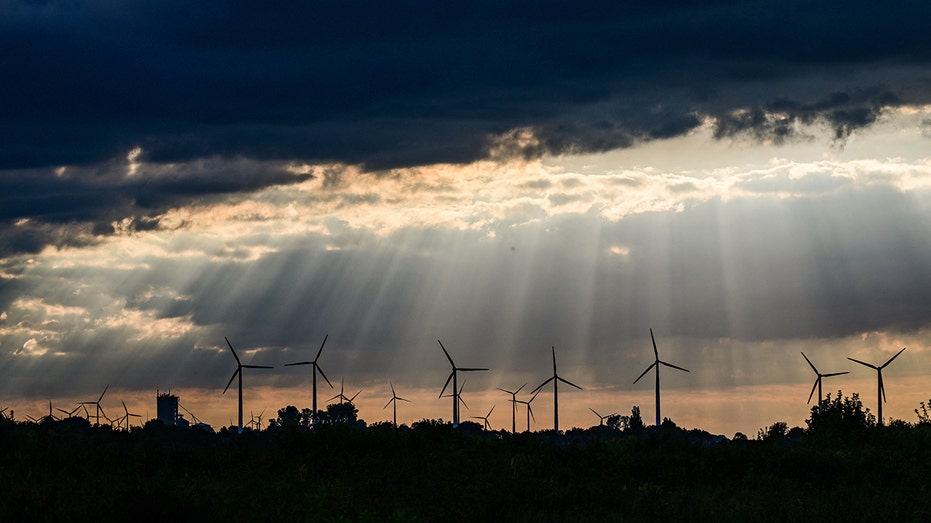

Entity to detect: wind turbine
[438,340,488,427]
[848,347,906,425]
[589,408,616,427]
[472,405,495,431]
[255,408,266,431]
[516,389,540,432]
[497,383,527,434]
[284,334,333,425]
[801,352,849,411]
[38,401,59,423]
[57,405,82,419]
[328,378,362,405]
[633,329,690,427]
[79,385,110,427]
[530,346,583,432]
[383,382,411,427]
[222,337,273,435]
[118,400,141,431]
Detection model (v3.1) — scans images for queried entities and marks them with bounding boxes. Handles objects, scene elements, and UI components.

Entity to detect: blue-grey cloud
[2,0,930,171]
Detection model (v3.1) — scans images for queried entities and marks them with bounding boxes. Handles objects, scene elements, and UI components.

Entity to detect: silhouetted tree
[916,400,931,425]
[805,390,875,444]
[317,402,364,427]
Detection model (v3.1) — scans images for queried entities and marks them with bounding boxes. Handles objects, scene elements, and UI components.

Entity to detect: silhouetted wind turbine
[39,401,59,423]
[284,334,333,425]
[223,337,273,434]
[848,347,906,425]
[472,405,495,431]
[801,352,849,411]
[80,385,110,427]
[516,389,540,432]
[118,400,141,431]
[57,405,82,419]
[438,340,488,427]
[497,383,527,434]
[634,329,690,427]
[589,408,616,427]
[328,378,362,405]
[531,346,583,432]
[255,408,266,431]
[383,382,410,428]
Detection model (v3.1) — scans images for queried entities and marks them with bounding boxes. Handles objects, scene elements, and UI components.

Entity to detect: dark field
[2,403,930,522]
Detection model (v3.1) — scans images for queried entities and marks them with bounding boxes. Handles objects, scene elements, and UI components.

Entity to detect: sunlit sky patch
[3,1,931,435]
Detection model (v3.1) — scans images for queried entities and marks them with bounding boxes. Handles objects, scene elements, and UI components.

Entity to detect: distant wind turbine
[472,405,495,431]
[284,334,333,425]
[328,378,362,405]
[589,408,616,427]
[118,400,141,431]
[634,329,690,427]
[79,385,110,427]
[57,405,82,419]
[848,347,906,425]
[383,382,410,428]
[497,383,527,434]
[438,340,488,427]
[801,352,849,411]
[516,390,540,432]
[223,337,273,434]
[530,346,583,432]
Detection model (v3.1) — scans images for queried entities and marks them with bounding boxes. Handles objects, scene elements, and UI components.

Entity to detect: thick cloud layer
[3,0,931,171]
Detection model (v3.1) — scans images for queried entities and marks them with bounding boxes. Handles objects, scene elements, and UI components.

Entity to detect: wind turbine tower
[383,382,410,428]
[848,347,906,425]
[633,329,690,427]
[497,383,527,434]
[79,385,110,427]
[530,346,583,432]
[223,337,273,434]
[438,340,488,427]
[284,334,333,425]
[801,352,849,411]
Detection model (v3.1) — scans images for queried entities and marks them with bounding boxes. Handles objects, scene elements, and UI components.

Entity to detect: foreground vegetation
[2,392,930,521]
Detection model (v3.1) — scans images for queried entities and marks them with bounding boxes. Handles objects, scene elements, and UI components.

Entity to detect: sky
[3,0,931,435]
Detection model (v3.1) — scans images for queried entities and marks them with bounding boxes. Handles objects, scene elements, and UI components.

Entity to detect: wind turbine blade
[633,363,657,384]
[552,346,557,373]
[458,396,469,410]
[98,384,109,403]
[122,400,129,415]
[437,340,455,367]
[315,334,328,361]
[807,378,819,404]
[879,372,886,403]
[515,383,527,394]
[847,357,878,370]
[225,337,242,365]
[801,352,818,374]
[284,361,311,366]
[390,382,396,396]
[528,389,541,403]
[459,367,489,372]
[659,360,690,373]
[496,387,512,394]
[223,368,239,394]
[530,376,555,394]
[590,408,600,417]
[650,328,659,360]
[243,365,274,369]
[557,376,583,390]
[528,405,535,422]
[822,371,849,378]
[384,398,393,409]
[487,405,495,417]
[881,347,906,368]
[398,397,411,403]
[316,365,334,388]
[350,390,362,402]
[439,372,454,398]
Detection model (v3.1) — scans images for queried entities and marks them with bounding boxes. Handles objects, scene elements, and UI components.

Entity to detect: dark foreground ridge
[2,394,931,522]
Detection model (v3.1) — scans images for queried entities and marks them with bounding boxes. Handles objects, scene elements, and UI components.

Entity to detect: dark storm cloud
[3,0,931,172]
